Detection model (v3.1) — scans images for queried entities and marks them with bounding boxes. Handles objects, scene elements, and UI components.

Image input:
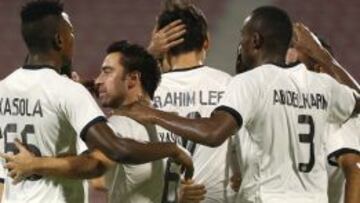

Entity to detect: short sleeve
[59,82,106,141]
[327,77,356,123]
[326,117,360,166]
[214,73,260,128]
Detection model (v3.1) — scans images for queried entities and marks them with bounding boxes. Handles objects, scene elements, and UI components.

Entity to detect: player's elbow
[204,132,226,147]
[339,153,360,180]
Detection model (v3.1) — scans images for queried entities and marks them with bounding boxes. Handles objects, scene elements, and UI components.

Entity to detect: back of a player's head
[157,4,208,56]
[106,41,161,99]
[247,6,292,55]
[21,0,64,53]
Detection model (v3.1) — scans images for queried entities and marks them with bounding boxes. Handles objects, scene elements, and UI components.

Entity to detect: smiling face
[95,53,129,108]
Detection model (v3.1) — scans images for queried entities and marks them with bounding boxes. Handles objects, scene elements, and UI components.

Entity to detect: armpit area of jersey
[327,147,360,166]
[212,105,243,128]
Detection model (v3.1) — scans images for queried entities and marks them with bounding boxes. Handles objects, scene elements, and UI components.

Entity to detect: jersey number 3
[298,115,315,173]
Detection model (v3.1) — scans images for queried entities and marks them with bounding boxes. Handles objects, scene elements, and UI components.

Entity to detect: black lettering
[199,91,207,105]
[208,91,218,105]
[33,100,43,117]
[12,98,19,116]
[4,98,11,115]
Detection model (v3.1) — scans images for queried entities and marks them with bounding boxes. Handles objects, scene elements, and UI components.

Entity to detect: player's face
[95,53,128,108]
[237,16,257,71]
[58,12,74,76]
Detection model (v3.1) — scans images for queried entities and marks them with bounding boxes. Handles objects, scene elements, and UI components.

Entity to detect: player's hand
[112,101,155,125]
[173,145,194,180]
[292,23,331,63]
[147,19,186,58]
[179,179,206,203]
[230,172,242,192]
[0,139,36,184]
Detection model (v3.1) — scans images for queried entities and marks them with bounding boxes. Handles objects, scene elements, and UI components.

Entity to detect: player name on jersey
[273,89,328,110]
[0,97,43,117]
[159,131,183,144]
[153,90,225,108]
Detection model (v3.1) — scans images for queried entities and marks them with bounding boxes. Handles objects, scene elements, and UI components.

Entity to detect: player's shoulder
[201,66,232,79]
[231,64,277,83]
[51,74,91,97]
[108,115,147,139]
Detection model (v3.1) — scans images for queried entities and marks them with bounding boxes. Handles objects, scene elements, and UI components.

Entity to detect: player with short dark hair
[151,2,238,202]
[116,6,360,203]
[157,4,207,57]
[0,1,192,202]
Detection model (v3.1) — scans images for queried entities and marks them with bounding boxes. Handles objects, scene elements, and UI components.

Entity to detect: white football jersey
[218,63,356,203]
[104,115,165,203]
[153,66,235,202]
[326,116,360,203]
[0,67,105,203]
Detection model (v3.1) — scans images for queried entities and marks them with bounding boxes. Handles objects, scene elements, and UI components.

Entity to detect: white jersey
[153,66,234,202]
[0,67,105,203]
[326,116,360,203]
[219,63,356,203]
[104,115,165,203]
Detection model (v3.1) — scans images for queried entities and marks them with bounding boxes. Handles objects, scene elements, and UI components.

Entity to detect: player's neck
[257,53,287,68]
[25,52,63,72]
[121,90,151,107]
[169,51,204,70]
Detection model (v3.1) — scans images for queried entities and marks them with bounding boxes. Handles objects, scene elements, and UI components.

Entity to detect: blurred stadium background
[0,0,358,202]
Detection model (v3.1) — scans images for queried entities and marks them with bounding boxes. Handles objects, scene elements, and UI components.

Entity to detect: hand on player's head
[0,139,36,185]
[179,179,206,203]
[147,19,186,58]
[292,23,323,57]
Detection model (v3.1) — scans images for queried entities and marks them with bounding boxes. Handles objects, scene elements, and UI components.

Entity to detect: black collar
[165,65,205,74]
[23,64,58,72]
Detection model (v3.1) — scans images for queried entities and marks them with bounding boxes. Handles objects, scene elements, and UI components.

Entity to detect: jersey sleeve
[59,82,106,141]
[327,77,356,124]
[326,117,360,166]
[214,73,261,128]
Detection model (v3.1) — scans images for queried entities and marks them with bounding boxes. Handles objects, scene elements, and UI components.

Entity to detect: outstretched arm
[1,140,113,183]
[114,103,240,147]
[293,23,359,93]
[84,121,192,169]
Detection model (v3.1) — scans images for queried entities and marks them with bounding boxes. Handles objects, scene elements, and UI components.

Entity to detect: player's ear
[252,32,263,49]
[127,71,141,89]
[53,33,62,51]
[203,32,210,51]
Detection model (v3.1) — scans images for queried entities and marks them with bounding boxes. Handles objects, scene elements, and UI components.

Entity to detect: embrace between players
[0,1,359,203]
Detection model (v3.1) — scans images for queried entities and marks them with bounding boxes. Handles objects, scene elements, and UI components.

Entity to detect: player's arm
[337,153,360,203]
[114,103,240,147]
[0,139,116,183]
[293,23,360,93]
[83,121,193,171]
[62,83,193,176]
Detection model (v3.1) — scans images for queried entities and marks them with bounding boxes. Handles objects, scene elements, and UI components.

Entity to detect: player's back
[0,67,93,203]
[221,63,355,203]
[154,66,235,202]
